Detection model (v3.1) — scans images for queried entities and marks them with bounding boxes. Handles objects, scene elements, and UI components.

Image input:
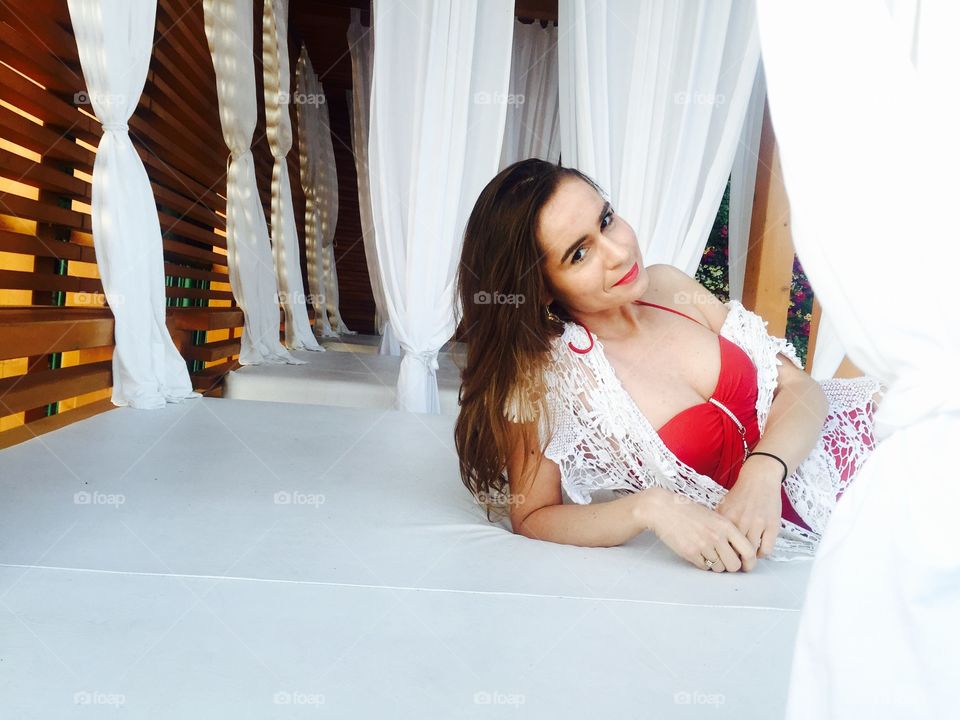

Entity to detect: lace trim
[532,300,883,562]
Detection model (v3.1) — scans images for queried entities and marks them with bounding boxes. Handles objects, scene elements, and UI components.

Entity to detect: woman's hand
[648,490,759,572]
[715,465,783,559]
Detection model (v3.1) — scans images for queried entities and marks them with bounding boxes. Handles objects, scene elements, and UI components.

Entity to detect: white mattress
[0,397,813,718]
[223,348,463,414]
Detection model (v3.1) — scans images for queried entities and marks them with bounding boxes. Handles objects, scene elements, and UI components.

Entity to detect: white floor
[0,397,813,718]
[224,343,464,415]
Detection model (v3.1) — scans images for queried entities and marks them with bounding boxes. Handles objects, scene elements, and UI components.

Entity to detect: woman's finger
[700,548,725,572]
[759,522,780,558]
[716,541,743,572]
[725,526,757,571]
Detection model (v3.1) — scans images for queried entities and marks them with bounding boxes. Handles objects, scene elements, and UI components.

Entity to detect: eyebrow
[560,200,611,265]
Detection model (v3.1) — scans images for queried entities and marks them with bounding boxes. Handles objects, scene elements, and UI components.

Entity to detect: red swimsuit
[633,300,813,531]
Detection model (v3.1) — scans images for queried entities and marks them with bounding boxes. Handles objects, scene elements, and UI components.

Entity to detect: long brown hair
[453,159,606,522]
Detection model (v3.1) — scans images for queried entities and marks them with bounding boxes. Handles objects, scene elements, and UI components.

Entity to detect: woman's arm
[517,491,664,548]
[506,419,664,547]
[746,359,830,481]
[719,361,830,557]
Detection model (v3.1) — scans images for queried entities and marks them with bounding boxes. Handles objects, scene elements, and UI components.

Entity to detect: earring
[544,305,562,324]
[566,321,595,354]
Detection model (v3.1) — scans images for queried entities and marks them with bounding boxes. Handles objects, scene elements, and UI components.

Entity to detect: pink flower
[720,226,728,238]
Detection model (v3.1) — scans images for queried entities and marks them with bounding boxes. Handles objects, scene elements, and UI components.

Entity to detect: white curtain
[558,0,760,275]
[728,60,846,380]
[499,18,561,170]
[727,61,765,303]
[295,47,334,338]
[67,0,198,408]
[346,9,391,343]
[755,2,960,717]
[808,314,845,379]
[368,0,513,412]
[262,0,323,351]
[203,0,299,366]
[316,85,354,336]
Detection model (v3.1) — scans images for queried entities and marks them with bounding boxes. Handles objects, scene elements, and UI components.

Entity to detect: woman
[453,159,883,572]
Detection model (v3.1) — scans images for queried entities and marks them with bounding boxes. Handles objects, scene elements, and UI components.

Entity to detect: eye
[601,208,615,230]
[571,245,587,264]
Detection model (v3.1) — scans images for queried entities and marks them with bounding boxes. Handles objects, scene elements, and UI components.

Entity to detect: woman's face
[537,176,650,316]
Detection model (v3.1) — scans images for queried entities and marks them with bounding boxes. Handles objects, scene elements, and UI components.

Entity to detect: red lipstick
[613,262,639,287]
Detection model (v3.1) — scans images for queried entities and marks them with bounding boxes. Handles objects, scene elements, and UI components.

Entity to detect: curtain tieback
[404,349,440,373]
[101,121,128,133]
[229,148,252,163]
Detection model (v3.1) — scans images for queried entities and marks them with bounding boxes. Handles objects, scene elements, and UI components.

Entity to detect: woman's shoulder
[641,263,731,334]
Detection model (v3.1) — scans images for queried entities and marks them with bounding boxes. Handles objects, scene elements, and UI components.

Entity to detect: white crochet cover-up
[505,299,885,562]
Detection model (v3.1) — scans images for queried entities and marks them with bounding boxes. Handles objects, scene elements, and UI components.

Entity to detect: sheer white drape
[262,0,323,350]
[67,0,198,408]
[346,10,392,345]
[558,0,760,276]
[316,85,354,336]
[295,47,334,338]
[727,61,765,303]
[368,0,513,412]
[728,61,846,380]
[203,0,298,366]
[756,2,960,717]
[499,18,561,170]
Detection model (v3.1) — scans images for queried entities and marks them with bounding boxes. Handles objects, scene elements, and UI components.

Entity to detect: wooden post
[743,99,795,338]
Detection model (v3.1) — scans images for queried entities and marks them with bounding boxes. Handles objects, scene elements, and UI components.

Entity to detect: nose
[602,234,630,268]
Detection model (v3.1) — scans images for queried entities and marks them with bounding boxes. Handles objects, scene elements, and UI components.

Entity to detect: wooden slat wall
[0,0,329,448]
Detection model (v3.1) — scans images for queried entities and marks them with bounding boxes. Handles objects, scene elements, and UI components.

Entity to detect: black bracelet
[745,451,788,482]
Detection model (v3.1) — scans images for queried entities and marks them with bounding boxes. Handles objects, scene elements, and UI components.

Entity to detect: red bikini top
[628,300,761,489]
[570,299,813,531]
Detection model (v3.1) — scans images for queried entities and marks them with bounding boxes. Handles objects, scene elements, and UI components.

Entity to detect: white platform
[223,347,464,415]
[0,398,813,718]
